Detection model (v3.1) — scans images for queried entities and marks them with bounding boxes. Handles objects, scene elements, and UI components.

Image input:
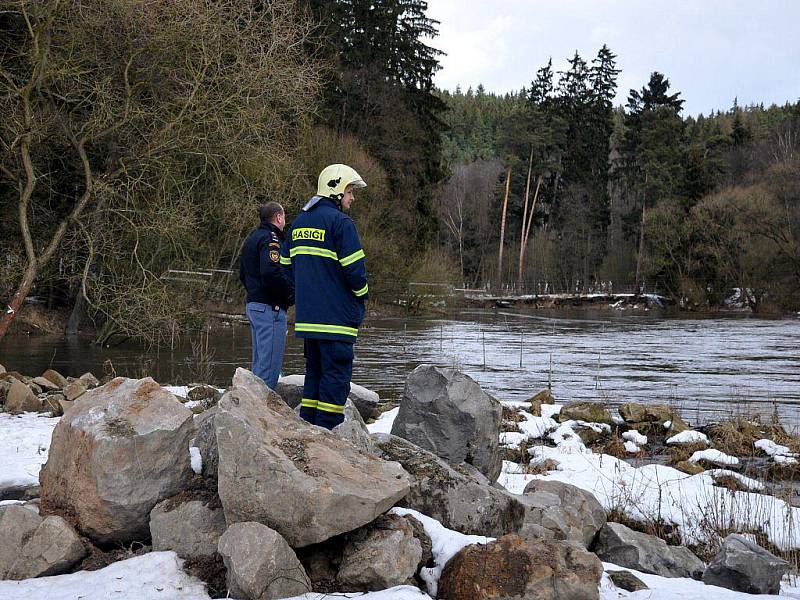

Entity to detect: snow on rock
[541,403,562,419]
[622,430,647,446]
[708,470,765,492]
[189,446,202,474]
[0,551,210,599]
[624,440,641,453]
[499,431,528,449]
[755,438,798,459]
[688,449,740,466]
[776,454,799,466]
[366,407,399,434]
[279,587,433,600]
[498,445,800,552]
[0,412,59,493]
[390,507,492,598]
[600,561,799,599]
[518,411,559,439]
[666,430,710,446]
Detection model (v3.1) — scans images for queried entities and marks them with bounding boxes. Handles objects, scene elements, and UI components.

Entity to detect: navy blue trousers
[299,339,353,430]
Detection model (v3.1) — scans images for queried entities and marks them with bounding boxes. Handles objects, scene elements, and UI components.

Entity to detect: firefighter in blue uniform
[281,164,368,429]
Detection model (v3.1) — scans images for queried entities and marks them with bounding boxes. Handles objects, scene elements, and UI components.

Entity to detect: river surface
[2,310,799,427]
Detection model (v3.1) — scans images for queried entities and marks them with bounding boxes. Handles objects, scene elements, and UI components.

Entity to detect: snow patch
[0,412,59,492]
[189,446,202,474]
[688,449,740,466]
[666,430,709,446]
[622,430,647,446]
[624,440,641,453]
[366,407,399,434]
[0,551,210,599]
[540,403,562,419]
[280,587,432,600]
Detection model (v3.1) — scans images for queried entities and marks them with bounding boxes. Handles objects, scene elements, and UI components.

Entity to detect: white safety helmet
[316,164,367,201]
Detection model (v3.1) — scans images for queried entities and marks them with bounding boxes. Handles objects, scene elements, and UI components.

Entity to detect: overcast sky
[425,0,799,116]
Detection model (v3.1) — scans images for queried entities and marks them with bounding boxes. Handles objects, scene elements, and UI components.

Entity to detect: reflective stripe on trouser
[246,302,287,390]
[299,338,353,430]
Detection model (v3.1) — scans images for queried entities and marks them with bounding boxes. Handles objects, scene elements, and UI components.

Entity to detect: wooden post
[497,167,511,290]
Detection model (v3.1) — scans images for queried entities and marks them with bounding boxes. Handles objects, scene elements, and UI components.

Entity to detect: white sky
[425,0,800,116]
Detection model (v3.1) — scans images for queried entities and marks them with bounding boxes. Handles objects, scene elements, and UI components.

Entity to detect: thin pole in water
[548,353,553,390]
[440,324,443,352]
[482,330,486,369]
[403,322,407,353]
[519,330,523,368]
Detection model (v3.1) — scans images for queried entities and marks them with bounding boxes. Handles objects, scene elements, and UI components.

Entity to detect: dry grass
[667,441,711,466]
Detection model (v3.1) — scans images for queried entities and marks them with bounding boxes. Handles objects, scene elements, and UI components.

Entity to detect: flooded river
[2,310,799,427]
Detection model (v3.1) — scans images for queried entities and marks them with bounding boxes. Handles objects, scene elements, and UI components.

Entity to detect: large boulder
[336,513,422,591]
[216,368,410,547]
[333,400,378,456]
[593,522,704,579]
[0,505,86,580]
[702,534,790,594]
[5,379,44,414]
[218,521,311,600]
[150,498,226,559]
[438,534,603,600]
[559,401,613,425]
[390,365,502,482]
[276,374,379,421]
[520,479,606,547]
[373,433,524,538]
[39,377,195,544]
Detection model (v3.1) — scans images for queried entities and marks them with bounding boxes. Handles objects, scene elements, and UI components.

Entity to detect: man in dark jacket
[281,164,368,429]
[240,201,294,389]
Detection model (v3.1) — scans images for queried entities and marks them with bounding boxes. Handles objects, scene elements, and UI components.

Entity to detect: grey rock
[0,506,86,580]
[193,407,219,480]
[150,498,225,559]
[520,479,606,548]
[39,377,195,544]
[41,369,67,388]
[390,365,502,481]
[216,368,410,547]
[593,522,705,579]
[31,377,59,392]
[78,372,100,388]
[5,379,44,414]
[0,380,10,405]
[333,399,377,455]
[607,570,648,592]
[559,401,613,425]
[402,514,433,571]
[42,393,65,416]
[218,521,311,600]
[337,513,422,591]
[702,534,790,594]
[0,363,4,374]
[275,374,378,421]
[63,379,87,402]
[373,433,524,537]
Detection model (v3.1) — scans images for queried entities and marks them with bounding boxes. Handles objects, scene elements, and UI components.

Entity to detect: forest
[1,0,799,345]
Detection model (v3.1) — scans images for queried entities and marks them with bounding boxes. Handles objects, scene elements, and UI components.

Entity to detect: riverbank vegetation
[2,0,798,345]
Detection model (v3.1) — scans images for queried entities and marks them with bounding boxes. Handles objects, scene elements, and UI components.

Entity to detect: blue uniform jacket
[281,197,368,342]
[239,222,294,309]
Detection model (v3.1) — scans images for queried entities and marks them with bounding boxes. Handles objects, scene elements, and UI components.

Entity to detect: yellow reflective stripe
[295,323,358,337]
[316,400,345,414]
[300,398,318,408]
[290,246,339,261]
[279,256,291,265]
[339,249,365,266]
[353,284,368,297]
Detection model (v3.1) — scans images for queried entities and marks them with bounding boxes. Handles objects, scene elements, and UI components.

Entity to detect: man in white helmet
[281,164,369,429]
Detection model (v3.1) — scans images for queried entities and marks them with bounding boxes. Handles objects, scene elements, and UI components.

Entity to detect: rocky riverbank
[1,361,798,599]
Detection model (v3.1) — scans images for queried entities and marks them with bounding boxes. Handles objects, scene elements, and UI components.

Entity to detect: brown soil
[7,305,69,336]
[159,475,222,511]
[184,553,228,598]
[76,541,151,572]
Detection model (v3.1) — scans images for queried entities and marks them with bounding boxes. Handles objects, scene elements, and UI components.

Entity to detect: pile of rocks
[0,360,792,598]
[0,364,98,416]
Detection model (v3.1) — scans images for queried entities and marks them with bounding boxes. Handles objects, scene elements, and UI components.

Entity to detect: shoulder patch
[269,249,280,263]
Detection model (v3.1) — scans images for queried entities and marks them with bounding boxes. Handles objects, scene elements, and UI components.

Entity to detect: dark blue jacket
[281,197,368,342]
[239,221,294,309]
